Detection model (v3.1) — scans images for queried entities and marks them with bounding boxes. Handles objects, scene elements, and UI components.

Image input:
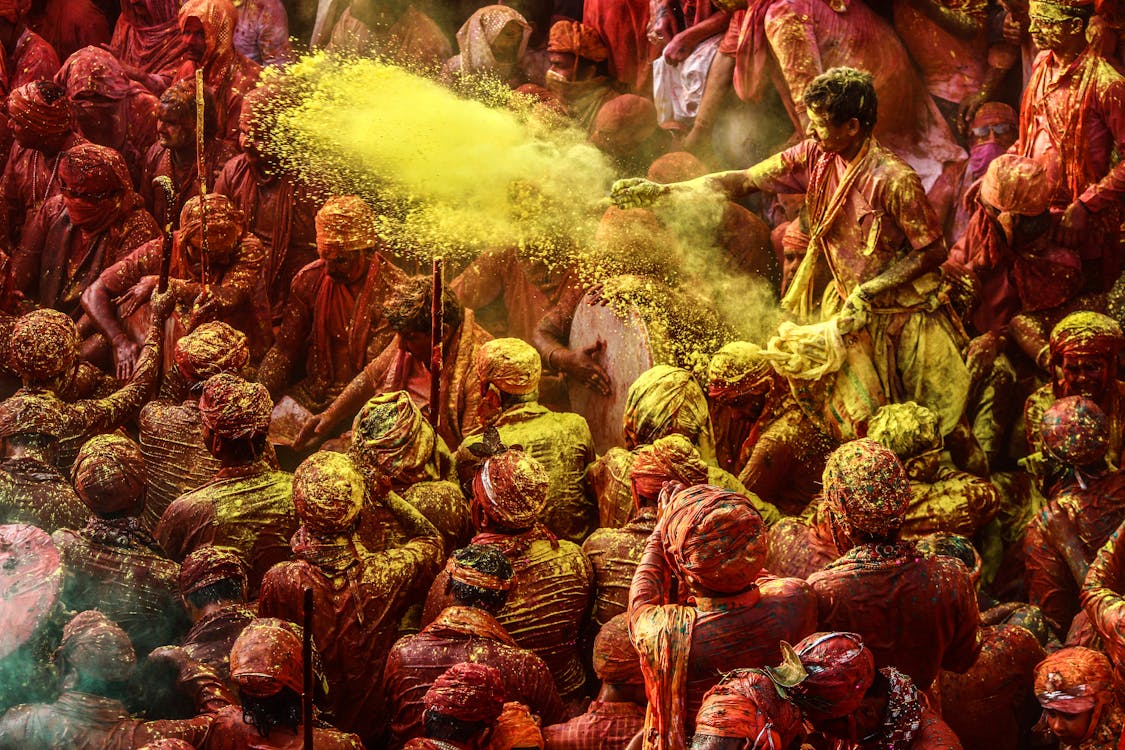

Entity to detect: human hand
[1002,11,1026,44]
[118,275,158,318]
[836,287,871,335]
[112,334,141,380]
[647,12,677,48]
[957,91,987,138]
[1055,201,1089,247]
[559,340,611,396]
[150,287,176,321]
[293,413,327,452]
[662,29,697,65]
[610,178,670,209]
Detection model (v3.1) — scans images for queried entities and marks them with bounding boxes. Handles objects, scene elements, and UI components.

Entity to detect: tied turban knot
[230,618,305,697]
[630,434,708,506]
[592,613,643,684]
[822,439,911,538]
[791,632,876,720]
[179,193,244,239]
[58,610,136,683]
[294,451,365,535]
[472,448,549,529]
[72,434,146,516]
[660,484,767,593]
[8,82,71,136]
[198,373,272,440]
[423,662,506,723]
[350,391,436,479]
[316,195,377,253]
[547,20,609,62]
[174,321,250,384]
[7,308,79,382]
[1035,647,1112,713]
[178,544,248,597]
[476,338,541,396]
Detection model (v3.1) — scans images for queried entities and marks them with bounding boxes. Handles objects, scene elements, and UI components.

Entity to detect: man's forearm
[861,240,947,297]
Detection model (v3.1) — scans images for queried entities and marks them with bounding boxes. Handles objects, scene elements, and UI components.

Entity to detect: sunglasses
[970,122,1014,139]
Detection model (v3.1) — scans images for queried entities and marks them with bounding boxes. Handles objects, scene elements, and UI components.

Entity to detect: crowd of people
[0,0,1120,746]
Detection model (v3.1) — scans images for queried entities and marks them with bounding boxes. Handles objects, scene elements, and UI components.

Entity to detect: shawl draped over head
[454,5,530,76]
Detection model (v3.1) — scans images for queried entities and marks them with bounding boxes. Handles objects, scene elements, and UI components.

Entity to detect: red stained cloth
[32,0,110,62]
[1041,396,1109,466]
[8,80,70,135]
[202,703,364,750]
[7,28,61,91]
[694,670,804,747]
[109,0,185,74]
[0,0,29,23]
[765,515,840,580]
[660,484,767,594]
[543,701,646,750]
[229,618,304,697]
[593,613,642,685]
[547,20,609,62]
[581,0,649,90]
[807,542,981,689]
[292,451,365,535]
[1035,646,1113,713]
[178,543,247,596]
[822,439,911,539]
[172,321,249,385]
[582,512,655,626]
[384,605,563,748]
[423,528,594,698]
[71,433,145,516]
[58,609,136,682]
[423,662,506,723]
[792,632,876,719]
[0,128,84,255]
[6,307,78,381]
[472,448,550,530]
[197,373,271,440]
[181,604,254,682]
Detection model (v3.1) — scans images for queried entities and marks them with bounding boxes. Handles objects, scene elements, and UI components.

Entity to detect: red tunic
[154,461,297,595]
[1083,519,1125,702]
[807,542,981,690]
[137,399,224,531]
[543,701,646,750]
[384,606,564,748]
[0,133,85,253]
[452,249,576,343]
[258,532,443,742]
[422,528,594,698]
[581,511,654,626]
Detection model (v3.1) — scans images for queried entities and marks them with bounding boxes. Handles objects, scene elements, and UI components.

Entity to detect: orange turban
[647,151,707,184]
[591,95,658,157]
[1041,395,1109,467]
[792,632,876,720]
[471,448,549,529]
[316,195,378,253]
[1051,312,1123,360]
[980,154,1052,221]
[8,81,70,136]
[230,618,305,697]
[660,484,767,593]
[630,434,708,505]
[350,391,436,479]
[173,321,250,385]
[707,341,772,399]
[1035,647,1112,713]
[547,20,608,62]
[7,308,79,382]
[696,671,804,746]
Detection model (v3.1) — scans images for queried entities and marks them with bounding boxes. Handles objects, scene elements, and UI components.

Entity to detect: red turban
[1035,647,1112,713]
[1041,395,1109,467]
[178,193,245,239]
[547,20,608,62]
[56,47,135,101]
[623,365,711,450]
[60,143,133,195]
[1051,312,1123,360]
[0,394,70,441]
[293,451,366,535]
[695,671,804,745]
[72,434,146,516]
[230,618,304,697]
[58,610,136,682]
[490,703,545,749]
[471,448,549,529]
[476,338,541,396]
[8,82,71,136]
[792,632,876,720]
[349,391,435,480]
[7,309,79,382]
[198,373,272,439]
[591,95,658,157]
[592,613,643,684]
[660,484,767,593]
[647,151,707,184]
[423,662,506,723]
[178,544,248,597]
[173,321,250,385]
[822,439,911,538]
[316,195,378,253]
[630,434,708,506]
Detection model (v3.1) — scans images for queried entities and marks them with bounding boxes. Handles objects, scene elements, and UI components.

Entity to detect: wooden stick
[303,587,314,749]
[194,69,210,293]
[429,258,443,428]
[153,176,175,293]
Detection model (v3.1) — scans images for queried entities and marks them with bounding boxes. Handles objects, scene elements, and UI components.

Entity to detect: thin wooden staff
[152,176,175,293]
[429,258,443,428]
[303,587,314,750]
[194,69,210,294]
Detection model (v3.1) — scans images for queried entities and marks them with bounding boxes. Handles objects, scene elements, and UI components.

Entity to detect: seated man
[257,195,405,414]
[403,663,508,750]
[456,337,596,542]
[689,668,805,750]
[1033,648,1124,750]
[178,545,255,683]
[83,193,272,377]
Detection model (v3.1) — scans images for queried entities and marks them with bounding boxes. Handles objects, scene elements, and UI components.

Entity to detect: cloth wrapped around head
[1041,395,1109,467]
[547,20,608,62]
[179,193,245,239]
[791,632,876,720]
[822,439,911,539]
[623,365,711,450]
[293,451,366,535]
[455,5,531,75]
[174,321,250,385]
[980,154,1052,245]
[178,544,248,597]
[72,434,146,516]
[660,484,767,594]
[471,448,549,530]
[423,662,506,724]
[7,308,79,382]
[0,394,69,441]
[629,434,708,506]
[230,618,304,697]
[476,338,541,396]
[198,373,272,440]
[57,610,136,682]
[178,0,238,65]
[707,341,772,400]
[60,142,133,196]
[695,672,805,745]
[590,95,657,157]
[1051,312,1124,362]
[1035,647,1112,713]
[592,613,643,685]
[8,81,71,136]
[316,195,377,253]
[915,533,983,589]
[56,47,136,101]
[447,543,513,592]
[350,391,436,480]
[866,401,942,459]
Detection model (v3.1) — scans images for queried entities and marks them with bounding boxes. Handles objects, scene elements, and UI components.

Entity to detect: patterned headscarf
[178,193,245,241]
[1035,647,1113,713]
[1040,395,1109,467]
[173,321,250,385]
[623,365,711,450]
[59,142,134,195]
[57,610,136,682]
[695,671,804,747]
[7,309,79,382]
[454,5,530,75]
[72,434,146,516]
[293,451,366,535]
[56,47,136,101]
[198,373,272,439]
[660,484,767,593]
[178,0,238,76]
[791,632,876,720]
[630,434,708,506]
[1051,312,1123,361]
[822,439,911,538]
[471,448,549,530]
[423,662,506,723]
[315,195,377,254]
[349,391,436,480]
